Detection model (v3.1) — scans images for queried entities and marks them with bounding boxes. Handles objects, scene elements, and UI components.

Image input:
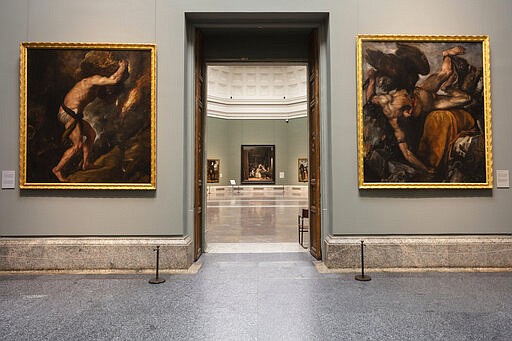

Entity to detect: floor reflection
[206,190,309,246]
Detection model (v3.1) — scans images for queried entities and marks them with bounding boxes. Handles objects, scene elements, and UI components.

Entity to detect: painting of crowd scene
[20,43,156,189]
[357,35,492,189]
[241,145,275,184]
[207,159,220,183]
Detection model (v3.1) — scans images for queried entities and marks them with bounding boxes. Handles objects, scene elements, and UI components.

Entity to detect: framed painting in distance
[19,42,156,190]
[241,145,275,184]
[207,159,220,183]
[298,158,308,182]
[357,35,493,189]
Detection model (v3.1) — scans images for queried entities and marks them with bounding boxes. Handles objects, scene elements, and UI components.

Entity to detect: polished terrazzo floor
[1,253,511,340]
[205,188,309,249]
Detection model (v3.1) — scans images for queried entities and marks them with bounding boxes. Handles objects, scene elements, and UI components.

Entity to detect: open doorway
[204,64,309,253]
[189,15,326,261]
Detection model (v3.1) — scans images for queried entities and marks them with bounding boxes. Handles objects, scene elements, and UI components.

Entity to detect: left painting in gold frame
[20,42,156,190]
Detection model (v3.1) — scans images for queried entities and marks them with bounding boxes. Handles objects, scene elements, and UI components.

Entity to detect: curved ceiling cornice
[207,65,307,120]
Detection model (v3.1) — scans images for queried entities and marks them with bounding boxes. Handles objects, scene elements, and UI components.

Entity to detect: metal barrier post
[355,240,371,281]
[149,245,166,284]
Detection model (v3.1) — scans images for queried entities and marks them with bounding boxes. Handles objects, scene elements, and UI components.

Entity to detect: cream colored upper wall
[207,65,308,120]
[1,0,511,236]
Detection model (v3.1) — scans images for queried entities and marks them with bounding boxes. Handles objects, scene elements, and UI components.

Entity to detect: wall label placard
[2,170,15,189]
[496,170,509,188]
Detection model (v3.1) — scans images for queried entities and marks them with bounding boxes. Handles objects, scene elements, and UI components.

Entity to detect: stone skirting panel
[0,237,193,271]
[324,235,512,269]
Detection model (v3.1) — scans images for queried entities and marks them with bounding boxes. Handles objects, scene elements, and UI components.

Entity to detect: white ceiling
[207,65,307,120]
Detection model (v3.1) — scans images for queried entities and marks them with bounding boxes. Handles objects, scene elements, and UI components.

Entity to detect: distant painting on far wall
[298,158,308,182]
[207,159,220,183]
[241,145,275,184]
[357,35,493,189]
[19,42,156,190]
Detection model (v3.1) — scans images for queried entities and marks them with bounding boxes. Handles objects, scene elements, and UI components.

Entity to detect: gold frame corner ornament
[356,35,493,189]
[19,42,157,190]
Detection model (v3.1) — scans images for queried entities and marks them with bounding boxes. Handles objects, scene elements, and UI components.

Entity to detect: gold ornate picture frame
[20,42,156,190]
[357,35,492,189]
[241,145,275,185]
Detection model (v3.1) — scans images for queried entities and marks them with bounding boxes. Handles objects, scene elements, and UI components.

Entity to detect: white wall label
[2,170,15,189]
[279,172,285,179]
[496,170,509,188]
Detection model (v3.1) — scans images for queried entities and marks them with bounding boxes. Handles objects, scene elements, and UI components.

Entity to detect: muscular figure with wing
[366,45,474,173]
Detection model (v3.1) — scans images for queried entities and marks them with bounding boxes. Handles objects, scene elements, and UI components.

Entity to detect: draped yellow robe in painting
[417,108,476,170]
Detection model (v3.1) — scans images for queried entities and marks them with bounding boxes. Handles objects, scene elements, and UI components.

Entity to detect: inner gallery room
[1,1,511,339]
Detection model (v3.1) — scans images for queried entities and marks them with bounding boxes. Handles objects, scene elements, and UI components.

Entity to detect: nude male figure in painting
[52,58,127,182]
[368,46,471,173]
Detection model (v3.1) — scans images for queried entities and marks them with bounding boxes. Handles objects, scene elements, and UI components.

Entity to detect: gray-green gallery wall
[0,0,511,238]
[206,118,308,186]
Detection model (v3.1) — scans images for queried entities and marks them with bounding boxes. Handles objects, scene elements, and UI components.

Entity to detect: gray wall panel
[330,0,512,234]
[0,0,511,238]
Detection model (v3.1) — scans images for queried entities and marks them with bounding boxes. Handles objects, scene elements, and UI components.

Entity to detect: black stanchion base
[355,274,371,281]
[149,278,166,284]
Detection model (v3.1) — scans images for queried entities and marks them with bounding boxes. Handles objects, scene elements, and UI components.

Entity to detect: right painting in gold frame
[357,35,493,189]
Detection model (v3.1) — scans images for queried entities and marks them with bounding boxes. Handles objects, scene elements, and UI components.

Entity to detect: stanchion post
[149,245,166,284]
[355,240,371,281]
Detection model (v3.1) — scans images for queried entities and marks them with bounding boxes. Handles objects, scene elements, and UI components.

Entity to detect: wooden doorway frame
[191,20,325,261]
[193,29,205,260]
[307,29,322,259]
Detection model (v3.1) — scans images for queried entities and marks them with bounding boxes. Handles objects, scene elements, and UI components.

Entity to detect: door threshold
[206,242,308,254]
